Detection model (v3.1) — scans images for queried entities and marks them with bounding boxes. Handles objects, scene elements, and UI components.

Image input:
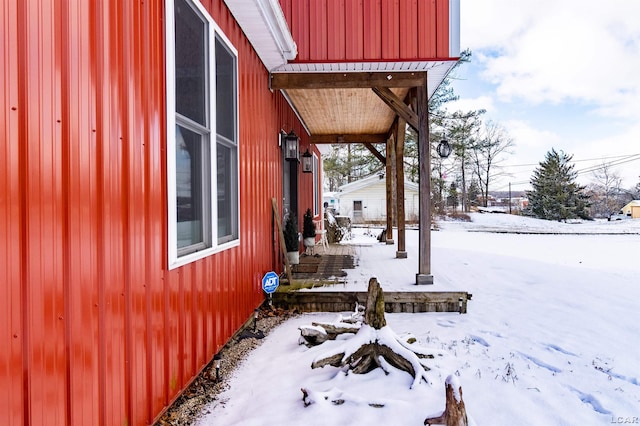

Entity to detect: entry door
[282,156,298,220]
[353,200,363,223]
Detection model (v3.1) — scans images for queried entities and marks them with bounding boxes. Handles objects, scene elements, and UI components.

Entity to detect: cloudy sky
[447,0,640,191]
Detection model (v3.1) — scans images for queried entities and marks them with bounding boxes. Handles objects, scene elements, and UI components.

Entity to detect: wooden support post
[395,117,407,258]
[385,135,395,244]
[272,198,293,285]
[416,84,433,284]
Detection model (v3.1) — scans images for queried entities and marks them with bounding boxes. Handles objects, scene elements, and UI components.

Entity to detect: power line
[504,153,640,169]
[575,154,640,176]
[492,154,640,191]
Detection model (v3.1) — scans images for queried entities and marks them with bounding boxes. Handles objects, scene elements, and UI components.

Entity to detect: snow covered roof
[621,200,640,210]
[337,174,419,197]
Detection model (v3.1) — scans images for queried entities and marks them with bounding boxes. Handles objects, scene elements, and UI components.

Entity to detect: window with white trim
[166,0,239,269]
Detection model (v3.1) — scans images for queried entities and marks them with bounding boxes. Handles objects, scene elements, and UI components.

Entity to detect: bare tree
[447,110,484,212]
[585,163,626,218]
[469,121,514,207]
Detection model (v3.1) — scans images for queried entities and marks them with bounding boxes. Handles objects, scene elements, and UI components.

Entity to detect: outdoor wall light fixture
[214,353,222,382]
[437,139,452,158]
[301,149,313,173]
[284,129,299,161]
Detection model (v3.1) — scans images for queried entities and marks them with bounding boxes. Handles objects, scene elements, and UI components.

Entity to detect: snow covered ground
[197,214,640,426]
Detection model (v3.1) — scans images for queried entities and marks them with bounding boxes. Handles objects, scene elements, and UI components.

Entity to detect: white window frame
[312,153,319,216]
[166,0,240,270]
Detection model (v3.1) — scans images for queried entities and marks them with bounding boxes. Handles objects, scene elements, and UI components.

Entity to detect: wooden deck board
[272,291,471,314]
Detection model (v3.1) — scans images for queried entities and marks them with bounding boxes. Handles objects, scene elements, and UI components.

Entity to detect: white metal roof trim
[223,0,297,71]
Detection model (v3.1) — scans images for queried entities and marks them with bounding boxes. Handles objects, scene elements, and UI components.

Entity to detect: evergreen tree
[525,149,590,221]
[467,180,480,207]
[323,144,384,191]
[447,182,459,210]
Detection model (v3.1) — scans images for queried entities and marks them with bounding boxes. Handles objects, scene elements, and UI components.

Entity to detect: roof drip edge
[223,0,297,71]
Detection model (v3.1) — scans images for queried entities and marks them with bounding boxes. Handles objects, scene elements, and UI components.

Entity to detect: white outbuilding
[335,174,419,223]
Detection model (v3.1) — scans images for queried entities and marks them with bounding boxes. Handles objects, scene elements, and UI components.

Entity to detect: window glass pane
[217,143,235,241]
[175,0,207,125]
[176,125,205,249]
[215,37,236,141]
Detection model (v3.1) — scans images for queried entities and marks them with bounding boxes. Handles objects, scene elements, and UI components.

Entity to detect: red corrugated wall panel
[327,0,346,60]
[363,0,382,60]
[436,0,450,57]
[21,1,68,425]
[1,0,306,425]
[400,0,418,58]
[344,0,364,60]
[280,0,452,62]
[381,0,400,58]
[1,1,25,424]
[418,0,437,57]
[309,0,328,60]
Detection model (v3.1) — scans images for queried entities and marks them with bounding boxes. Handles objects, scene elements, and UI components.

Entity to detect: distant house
[336,175,419,223]
[618,200,640,219]
[484,191,528,212]
[323,191,339,214]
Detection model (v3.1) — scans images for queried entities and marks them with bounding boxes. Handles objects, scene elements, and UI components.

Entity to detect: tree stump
[310,277,431,388]
[424,375,468,426]
[364,277,386,329]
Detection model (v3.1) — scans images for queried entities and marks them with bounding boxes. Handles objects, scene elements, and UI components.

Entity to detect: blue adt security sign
[262,271,279,294]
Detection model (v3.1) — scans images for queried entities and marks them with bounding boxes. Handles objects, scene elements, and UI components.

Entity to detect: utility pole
[509,182,512,215]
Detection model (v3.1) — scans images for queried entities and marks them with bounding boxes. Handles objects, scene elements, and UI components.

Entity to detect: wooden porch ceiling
[270,72,425,144]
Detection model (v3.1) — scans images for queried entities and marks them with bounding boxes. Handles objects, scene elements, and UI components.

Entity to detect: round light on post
[284,130,299,161]
[437,139,452,158]
[301,149,313,173]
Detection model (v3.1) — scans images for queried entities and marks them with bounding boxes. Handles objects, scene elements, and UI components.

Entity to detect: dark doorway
[283,153,298,221]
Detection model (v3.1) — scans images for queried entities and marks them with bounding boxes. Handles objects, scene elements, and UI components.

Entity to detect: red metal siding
[344,0,364,60]
[327,0,347,60]
[418,0,438,57]
[363,0,383,59]
[1,3,24,425]
[1,0,305,425]
[436,0,450,57]
[381,0,400,58]
[399,0,418,58]
[281,0,453,62]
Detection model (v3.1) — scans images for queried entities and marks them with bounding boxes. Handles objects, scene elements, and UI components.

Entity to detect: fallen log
[299,322,360,346]
[311,322,360,335]
[299,325,329,346]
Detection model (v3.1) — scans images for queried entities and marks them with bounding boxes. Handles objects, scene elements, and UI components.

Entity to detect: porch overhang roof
[270,61,457,140]
[226,0,459,140]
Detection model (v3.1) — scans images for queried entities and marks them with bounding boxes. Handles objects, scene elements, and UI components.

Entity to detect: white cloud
[460,0,640,120]
[496,120,562,185]
[444,96,495,115]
